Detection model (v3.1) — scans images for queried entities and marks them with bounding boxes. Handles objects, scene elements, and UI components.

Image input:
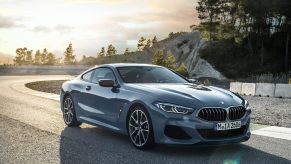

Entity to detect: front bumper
[148,104,251,145]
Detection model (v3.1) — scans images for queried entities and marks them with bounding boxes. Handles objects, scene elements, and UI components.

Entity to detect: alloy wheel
[128,109,150,147]
[63,97,74,125]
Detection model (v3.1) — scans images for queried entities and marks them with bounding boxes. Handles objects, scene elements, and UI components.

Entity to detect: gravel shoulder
[25,80,291,128]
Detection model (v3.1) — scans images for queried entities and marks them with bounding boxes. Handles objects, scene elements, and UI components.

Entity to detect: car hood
[126,83,243,108]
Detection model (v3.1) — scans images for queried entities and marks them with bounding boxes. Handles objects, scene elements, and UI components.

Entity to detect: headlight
[244,100,251,110]
[154,102,194,114]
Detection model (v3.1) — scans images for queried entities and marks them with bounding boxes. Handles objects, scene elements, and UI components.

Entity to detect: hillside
[93,32,225,80]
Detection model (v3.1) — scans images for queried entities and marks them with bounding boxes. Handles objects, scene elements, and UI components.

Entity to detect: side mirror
[188,79,196,83]
[99,79,115,87]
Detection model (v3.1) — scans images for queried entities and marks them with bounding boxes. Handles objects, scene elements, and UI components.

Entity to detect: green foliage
[98,47,105,57]
[34,50,41,65]
[14,47,58,65]
[106,44,117,56]
[124,48,130,56]
[151,49,189,77]
[169,32,174,38]
[152,36,158,45]
[45,53,57,65]
[137,37,146,51]
[152,49,164,66]
[176,63,189,78]
[195,0,291,75]
[144,39,152,49]
[164,50,176,70]
[41,48,48,64]
[14,47,33,65]
[63,43,75,65]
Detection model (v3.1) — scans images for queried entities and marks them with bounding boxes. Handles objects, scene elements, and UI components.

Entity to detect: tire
[63,95,82,127]
[127,105,155,150]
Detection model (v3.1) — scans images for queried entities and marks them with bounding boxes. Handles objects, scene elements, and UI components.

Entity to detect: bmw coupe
[60,63,251,149]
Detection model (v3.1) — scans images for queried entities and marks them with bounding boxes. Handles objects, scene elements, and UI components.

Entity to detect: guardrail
[0,65,91,75]
[230,82,291,98]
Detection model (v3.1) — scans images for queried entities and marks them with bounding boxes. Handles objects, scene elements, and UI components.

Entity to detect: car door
[80,67,119,126]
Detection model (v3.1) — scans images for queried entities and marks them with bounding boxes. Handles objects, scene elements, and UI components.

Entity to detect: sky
[0,0,199,59]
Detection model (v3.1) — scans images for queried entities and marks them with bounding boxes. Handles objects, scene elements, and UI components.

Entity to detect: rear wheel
[127,106,155,150]
[63,95,82,127]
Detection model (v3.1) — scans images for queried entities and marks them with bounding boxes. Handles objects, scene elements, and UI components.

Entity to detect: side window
[81,70,94,82]
[92,68,116,84]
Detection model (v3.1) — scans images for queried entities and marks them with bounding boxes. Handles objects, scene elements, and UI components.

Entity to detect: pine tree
[14,48,26,65]
[14,47,33,65]
[144,39,152,49]
[34,50,42,65]
[106,44,117,56]
[124,48,130,56]
[152,36,158,45]
[165,50,176,70]
[82,55,87,61]
[137,37,146,51]
[41,48,48,65]
[98,47,105,58]
[152,49,164,66]
[169,32,174,38]
[63,43,75,65]
[46,53,56,65]
[25,50,33,65]
[176,63,189,78]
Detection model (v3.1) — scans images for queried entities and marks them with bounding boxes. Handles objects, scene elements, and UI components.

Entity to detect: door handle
[85,86,91,91]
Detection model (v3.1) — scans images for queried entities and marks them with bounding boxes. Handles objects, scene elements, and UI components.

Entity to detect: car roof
[96,63,162,68]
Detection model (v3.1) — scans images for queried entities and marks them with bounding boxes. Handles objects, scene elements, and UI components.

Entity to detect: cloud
[32,25,73,33]
[66,0,131,4]
[0,14,15,28]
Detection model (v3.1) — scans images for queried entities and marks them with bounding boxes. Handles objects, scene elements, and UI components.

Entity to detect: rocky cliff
[145,32,226,80]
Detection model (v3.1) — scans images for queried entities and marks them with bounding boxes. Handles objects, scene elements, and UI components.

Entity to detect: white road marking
[252,126,291,141]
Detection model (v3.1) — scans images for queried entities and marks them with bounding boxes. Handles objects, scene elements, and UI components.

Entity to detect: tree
[26,50,33,65]
[45,53,57,65]
[152,36,158,45]
[14,48,27,65]
[81,55,86,61]
[176,63,189,78]
[14,47,33,65]
[152,49,164,66]
[41,48,48,64]
[144,39,152,49]
[106,44,117,56]
[169,32,174,38]
[164,51,176,70]
[196,0,224,41]
[98,47,105,58]
[137,37,146,51]
[34,50,42,65]
[124,48,130,56]
[63,43,75,65]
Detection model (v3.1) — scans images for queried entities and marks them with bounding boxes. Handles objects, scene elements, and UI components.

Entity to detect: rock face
[151,32,226,80]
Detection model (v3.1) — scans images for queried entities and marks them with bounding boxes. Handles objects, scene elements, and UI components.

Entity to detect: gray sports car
[60,63,251,149]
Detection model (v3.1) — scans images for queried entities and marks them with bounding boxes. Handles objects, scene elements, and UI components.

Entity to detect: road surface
[0,76,290,164]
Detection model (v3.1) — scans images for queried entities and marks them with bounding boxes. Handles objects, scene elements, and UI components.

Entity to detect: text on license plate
[216,121,241,131]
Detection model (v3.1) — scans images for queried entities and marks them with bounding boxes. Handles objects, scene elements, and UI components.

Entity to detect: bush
[176,63,189,78]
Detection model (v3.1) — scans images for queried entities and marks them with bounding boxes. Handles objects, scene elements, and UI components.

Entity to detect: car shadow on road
[59,126,290,164]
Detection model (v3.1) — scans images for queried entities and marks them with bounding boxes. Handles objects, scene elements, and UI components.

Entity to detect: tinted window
[82,70,93,82]
[117,66,188,83]
[92,68,116,84]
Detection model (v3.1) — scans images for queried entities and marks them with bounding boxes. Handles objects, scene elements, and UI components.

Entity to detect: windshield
[117,66,188,83]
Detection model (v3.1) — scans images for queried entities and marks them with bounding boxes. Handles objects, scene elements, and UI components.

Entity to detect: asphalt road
[0,76,290,164]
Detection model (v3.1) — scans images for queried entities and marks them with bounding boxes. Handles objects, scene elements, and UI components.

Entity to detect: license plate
[216,121,241,131]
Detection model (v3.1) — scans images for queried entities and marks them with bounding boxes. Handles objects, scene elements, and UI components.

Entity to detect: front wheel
[127,106,155,150]
[63,95,82,127]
